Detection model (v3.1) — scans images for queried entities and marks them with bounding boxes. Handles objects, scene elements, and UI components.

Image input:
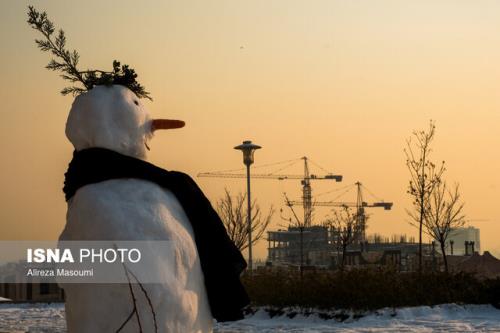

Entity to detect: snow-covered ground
[217,305,500,332]
[0,303,499,332]
[0,303,66,333]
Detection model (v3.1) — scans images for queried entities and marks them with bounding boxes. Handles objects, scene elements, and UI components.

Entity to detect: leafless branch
[324,206,357,270]
[423,182,466,272]
[216,188,274,251]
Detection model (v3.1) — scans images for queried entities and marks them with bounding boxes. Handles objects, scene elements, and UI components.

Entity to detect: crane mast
[355,182,366,241]
[301,157,313,227]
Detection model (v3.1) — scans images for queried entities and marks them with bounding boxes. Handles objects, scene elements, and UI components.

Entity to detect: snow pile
[1,303,500,332]
[215,304,500,332]
[0,303,66,333]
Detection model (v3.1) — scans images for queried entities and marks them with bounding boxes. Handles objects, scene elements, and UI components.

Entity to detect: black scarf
[63,147,249,322]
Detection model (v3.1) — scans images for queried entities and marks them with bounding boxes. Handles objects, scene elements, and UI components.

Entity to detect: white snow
[65,85,153,160]
[1,303,499,332]
[0,297,11,302]
[61,179,212,333]
[215,304,500,332]
[0,303,66,333]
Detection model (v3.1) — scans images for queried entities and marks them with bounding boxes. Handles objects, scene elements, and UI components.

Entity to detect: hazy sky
[1,0,499,259]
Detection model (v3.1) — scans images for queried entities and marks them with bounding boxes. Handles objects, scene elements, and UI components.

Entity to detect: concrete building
[267,226,331,267]
[0,261,64,302]
[0,282,63,302]
[446,226,480,255]
[266,226,433,271]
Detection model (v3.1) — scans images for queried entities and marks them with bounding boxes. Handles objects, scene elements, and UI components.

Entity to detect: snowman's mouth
[151,119,185,131]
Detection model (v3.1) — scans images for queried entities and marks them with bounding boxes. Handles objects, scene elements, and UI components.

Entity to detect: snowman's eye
[134,100,139,106]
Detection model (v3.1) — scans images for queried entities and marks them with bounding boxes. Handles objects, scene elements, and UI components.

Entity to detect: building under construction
[266,226,439,271]
[267,226,331,267]
[266,169,397,268]
[199,155,401,268]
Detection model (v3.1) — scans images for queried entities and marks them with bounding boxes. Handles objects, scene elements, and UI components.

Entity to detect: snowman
[27,7,249,332]
[59,85,205,332]
[59,85,250,331]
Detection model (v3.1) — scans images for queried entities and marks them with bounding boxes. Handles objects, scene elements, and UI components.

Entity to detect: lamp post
[234,140,261,274]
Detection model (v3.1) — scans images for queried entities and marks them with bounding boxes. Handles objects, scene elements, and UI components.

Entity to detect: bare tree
[405,120,445,272]
[216,189,274,251]
[423,182,466,273]
[280,193,308,276]
[324,206,357,270]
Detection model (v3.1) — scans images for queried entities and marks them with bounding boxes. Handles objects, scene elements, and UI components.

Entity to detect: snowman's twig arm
[115,308,137,333]
[126,267,158,333]
[113,241,144,333]
[122,263,144,332]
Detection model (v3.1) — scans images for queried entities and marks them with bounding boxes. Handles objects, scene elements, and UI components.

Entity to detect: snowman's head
[65,85,184,159]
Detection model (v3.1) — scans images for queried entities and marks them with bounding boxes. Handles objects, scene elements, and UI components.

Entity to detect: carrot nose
[151,119,185,131]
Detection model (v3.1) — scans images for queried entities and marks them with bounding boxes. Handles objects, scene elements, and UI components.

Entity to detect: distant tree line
[243,268,500,311]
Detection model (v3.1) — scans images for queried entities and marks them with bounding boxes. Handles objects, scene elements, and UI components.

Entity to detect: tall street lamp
[234,140,261,273]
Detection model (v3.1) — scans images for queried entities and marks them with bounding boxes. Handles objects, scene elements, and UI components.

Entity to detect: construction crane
[198,156,342,228]
[287,182,393,241]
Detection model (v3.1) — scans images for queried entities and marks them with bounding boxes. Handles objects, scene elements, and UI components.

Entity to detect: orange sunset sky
[0,1,499,259]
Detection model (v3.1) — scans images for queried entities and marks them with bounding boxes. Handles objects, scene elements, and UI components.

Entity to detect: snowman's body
[59,85,212,333]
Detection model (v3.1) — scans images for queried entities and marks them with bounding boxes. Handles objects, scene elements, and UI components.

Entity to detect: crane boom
[198,156,342,228]
[287,200,393,209]
[198,172,342,181]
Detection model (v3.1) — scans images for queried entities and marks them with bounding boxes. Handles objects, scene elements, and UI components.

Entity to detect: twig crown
[27,6,152,100]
